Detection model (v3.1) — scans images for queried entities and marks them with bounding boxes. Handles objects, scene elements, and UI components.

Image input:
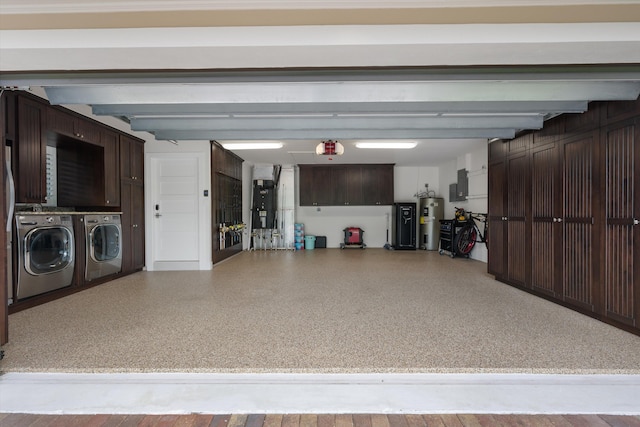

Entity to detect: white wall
[438,142,489,263]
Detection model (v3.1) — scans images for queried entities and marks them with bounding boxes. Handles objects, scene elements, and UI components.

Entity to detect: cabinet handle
[558,218,563,223]
[634,219,639,225]
[106,200,110,204]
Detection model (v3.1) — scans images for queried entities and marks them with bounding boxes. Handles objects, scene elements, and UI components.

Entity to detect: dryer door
[90,224,121,262]
[24,226,74,275]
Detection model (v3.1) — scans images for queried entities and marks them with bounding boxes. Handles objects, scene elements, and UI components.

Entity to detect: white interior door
[149,154,203,270]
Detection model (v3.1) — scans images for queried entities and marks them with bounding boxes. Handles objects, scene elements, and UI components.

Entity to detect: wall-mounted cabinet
[47,106,101,144]
[15,94,47,203]
[299,164,394,206]
[211,141,244,264]
[488,98,640,335]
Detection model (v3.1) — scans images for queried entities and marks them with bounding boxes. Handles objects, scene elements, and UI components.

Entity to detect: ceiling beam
[130,115,543,132]
[92,100,589,117]
[153,128,516,140]
[44,81,640,105]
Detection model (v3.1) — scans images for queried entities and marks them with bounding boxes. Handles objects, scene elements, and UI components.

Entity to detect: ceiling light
[221,142,284,150]
[355,141,417,149]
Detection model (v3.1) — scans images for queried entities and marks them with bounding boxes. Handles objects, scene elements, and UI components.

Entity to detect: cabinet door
[131,183,145,270]
[120,182,133,272]
[531,142,562,298]
[561,132,599,312]
[487,158,507,279]
[47,106,101,144]
[102,130,120,207]
[47,106,76,138]
[16,95,46,203]
[362,165,394,205]
[120,181,145,273]
[332,166,363,206]
[299,166,332,206]
[602,118,640,326]
[506,152,530,287]
[120,135,144,182]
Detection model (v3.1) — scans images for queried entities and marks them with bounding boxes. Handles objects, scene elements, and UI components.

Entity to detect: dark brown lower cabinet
[121,180,145,273]
[489,99,640,335]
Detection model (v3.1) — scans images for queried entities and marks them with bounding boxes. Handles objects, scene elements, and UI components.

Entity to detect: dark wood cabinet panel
[489,140,507,163]
[120,135,144,182]
[332,166,363,206]
[601,98,640,126]
[102,129,120,207]
[119,134,145,274]
[490,98,640,336]
[487,158,506,279]
[131,183,145,270]
[211,141,243,264]
[47,106,101,145]
[601,118,639,326]
[533,115,566,148]
[506,152,530,287]
[120,178,145,273]
[299,165,332,206]
[508,133,532,156]
[299,164,394,206]
[15,95,47,203]
[561,132,598,312]
[531,141,562,298]
[362,164,394,205]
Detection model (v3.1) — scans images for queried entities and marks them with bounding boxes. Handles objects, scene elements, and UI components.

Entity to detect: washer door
[90,224,121,262]
[24,226,74,275]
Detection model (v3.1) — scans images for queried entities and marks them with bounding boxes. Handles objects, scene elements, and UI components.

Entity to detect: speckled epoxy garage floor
[2,249,640,374]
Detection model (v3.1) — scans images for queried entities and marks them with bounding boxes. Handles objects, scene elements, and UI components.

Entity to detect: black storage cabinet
[391,202,416,250]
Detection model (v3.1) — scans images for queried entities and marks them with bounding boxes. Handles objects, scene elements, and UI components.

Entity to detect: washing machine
[84,214,122,281]
[15,214,75,300]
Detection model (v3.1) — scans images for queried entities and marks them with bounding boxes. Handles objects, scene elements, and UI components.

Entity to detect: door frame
[145,152,212,271]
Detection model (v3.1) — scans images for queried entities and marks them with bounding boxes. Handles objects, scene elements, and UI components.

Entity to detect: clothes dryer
[15,214,75,300]
[84,214,122,281]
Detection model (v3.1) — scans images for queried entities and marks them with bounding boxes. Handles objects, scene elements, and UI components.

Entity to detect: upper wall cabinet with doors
[299,164,394,206]
[47,105,101,144]
[14,93,48,203]
[488,98,640,335]
[6,91,121,207]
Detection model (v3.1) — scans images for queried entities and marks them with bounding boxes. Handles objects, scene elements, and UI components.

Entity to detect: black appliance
[391,202,416,250]
[251,179,277,229]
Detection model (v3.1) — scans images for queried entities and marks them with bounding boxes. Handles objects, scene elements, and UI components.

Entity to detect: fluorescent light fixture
[355,141,417,149]
[221,142,284,150]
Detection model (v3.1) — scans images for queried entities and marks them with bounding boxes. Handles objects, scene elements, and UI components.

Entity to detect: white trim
[1,373,639,414]
[2,0,638,15]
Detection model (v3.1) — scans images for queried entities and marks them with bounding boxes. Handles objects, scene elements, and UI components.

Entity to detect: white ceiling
[1,1,640,166]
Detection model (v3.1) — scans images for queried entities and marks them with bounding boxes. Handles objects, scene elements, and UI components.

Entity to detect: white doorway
[146,152,211,271]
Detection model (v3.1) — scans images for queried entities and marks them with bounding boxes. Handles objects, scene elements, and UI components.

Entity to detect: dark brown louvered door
[531,141,562,298]
[487,149,507,279]
[602,118,640,327]
[561,131,599,312]
[506,151,530,287]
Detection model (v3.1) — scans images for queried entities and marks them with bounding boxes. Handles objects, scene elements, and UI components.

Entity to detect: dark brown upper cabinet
[299,164,394,206]
[15,94,47,204]
[47,106,101,145]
